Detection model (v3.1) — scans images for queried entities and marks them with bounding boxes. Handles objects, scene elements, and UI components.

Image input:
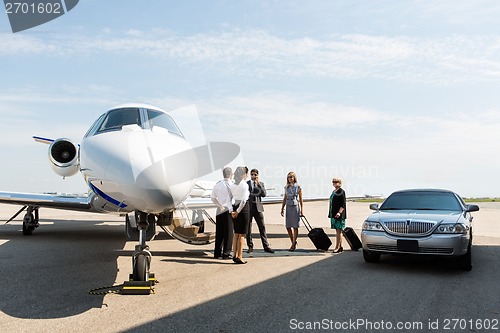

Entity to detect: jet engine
[49,138,80,177]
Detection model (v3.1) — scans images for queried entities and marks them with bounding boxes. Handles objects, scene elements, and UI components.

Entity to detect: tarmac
[0,200,499,332]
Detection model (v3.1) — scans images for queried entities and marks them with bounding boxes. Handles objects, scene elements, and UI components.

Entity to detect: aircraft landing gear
[23,206,39,235]
[123,211,156,295]
[125,211,156,241]
[132,212,152,281]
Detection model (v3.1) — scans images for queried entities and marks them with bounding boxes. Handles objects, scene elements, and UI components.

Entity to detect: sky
[1,0,500,198]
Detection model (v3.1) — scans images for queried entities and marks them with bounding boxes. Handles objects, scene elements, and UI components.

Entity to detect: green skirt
[330,218,345,230]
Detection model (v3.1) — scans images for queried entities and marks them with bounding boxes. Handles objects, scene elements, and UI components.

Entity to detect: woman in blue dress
[280,171,304,251]
[329,177,346,253]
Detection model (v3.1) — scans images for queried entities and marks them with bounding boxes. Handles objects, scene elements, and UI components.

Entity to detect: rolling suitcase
[301,216,332,251]
[342,227,362,251]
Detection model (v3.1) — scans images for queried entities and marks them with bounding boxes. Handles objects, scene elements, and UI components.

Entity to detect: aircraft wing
[181,197,216,210]
[182,195,327,210]
[182,195,286,210]
[0,191,92,211]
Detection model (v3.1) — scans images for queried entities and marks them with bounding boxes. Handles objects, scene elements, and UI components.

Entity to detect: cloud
[202,93,381,128]
[0,33,64,55]
[2,29,500,84]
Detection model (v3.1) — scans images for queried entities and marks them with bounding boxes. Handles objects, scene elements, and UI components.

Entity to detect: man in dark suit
[246,168,274,253]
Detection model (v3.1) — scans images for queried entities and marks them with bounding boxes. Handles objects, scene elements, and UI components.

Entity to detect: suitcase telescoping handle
[300,215,313,232]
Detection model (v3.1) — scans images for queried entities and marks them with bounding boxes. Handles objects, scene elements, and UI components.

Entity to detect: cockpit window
[147,109,184,137]
[97,108,141,133]
[84,113,105,137]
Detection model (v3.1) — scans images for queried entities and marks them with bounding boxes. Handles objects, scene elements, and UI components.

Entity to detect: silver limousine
[361,189,479,270]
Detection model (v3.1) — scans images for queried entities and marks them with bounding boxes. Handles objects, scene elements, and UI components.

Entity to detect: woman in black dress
[329,177,346,253]
[230,166,250,264]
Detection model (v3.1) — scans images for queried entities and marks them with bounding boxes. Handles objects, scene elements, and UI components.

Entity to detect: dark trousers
[246,206,270,249]
[214,209,234,257]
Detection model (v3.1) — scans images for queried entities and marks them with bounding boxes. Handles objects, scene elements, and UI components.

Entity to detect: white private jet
[0,103,240,289]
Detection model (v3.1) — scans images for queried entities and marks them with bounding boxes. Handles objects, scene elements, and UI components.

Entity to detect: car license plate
[397,240,419,252]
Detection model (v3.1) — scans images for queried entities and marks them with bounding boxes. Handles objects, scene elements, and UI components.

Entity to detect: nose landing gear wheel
[132,252,150,281]
[123,250,154,295]
[122,211,157,294]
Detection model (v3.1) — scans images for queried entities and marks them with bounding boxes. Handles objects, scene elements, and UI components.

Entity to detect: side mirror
[466,204,480,212]
[369,203,379,211]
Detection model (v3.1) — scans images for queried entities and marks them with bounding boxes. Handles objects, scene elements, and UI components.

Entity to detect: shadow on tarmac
[0,220,321,319]
[0,219,125,319]
[125,244,500,333]
[1,218,499,331]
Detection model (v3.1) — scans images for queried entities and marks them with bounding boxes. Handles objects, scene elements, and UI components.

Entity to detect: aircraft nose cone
[134,154,196,210]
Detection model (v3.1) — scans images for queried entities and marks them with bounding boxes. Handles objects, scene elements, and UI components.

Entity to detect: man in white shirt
[211,167,234,259]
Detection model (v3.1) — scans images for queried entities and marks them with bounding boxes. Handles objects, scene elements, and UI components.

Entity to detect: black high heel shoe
[233,257,247,264]
[333,246,343,253]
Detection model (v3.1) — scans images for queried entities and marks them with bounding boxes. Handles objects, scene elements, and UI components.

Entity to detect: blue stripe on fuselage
[88,182,128,208]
